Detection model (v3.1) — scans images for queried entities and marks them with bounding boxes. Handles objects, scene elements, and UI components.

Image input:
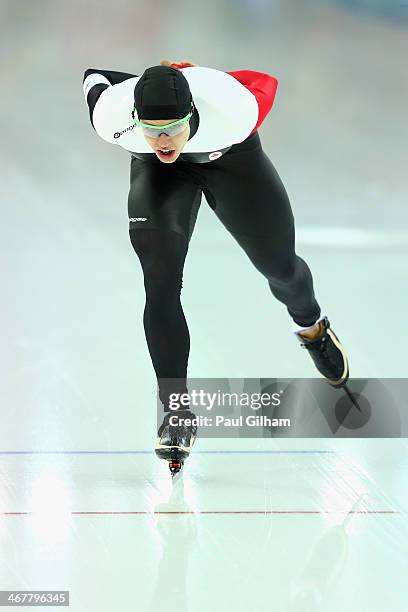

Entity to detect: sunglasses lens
[142,122,188,139]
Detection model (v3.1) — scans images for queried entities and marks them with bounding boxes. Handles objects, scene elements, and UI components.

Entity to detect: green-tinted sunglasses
[132,104,194,138]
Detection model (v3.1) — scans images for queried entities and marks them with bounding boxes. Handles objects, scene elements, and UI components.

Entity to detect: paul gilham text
[169,415,291,428]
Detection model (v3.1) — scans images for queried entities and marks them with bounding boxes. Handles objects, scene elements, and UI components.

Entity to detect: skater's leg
[129,228,191,406]
[196,132,348,387]
[200,133,321,327]
[128,157,202,407]
[223,233,322,328]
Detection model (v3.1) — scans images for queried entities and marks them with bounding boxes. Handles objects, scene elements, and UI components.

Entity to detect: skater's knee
[129,228,188,268]
[129,228,188,301]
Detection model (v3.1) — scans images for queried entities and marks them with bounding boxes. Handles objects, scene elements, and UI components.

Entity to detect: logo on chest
[209,151,223,161]
[114,124,135,139]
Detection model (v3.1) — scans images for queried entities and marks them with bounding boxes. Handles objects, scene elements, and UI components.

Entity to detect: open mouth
[156,148,176,160]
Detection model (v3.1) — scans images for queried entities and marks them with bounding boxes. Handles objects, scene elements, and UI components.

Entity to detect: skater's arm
[83,68,137,85]
[83,68,138,128]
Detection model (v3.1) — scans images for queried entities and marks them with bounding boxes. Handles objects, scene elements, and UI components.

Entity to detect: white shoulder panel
[181,66,259,151]
[92,76,147,148]
[91,67,259,152]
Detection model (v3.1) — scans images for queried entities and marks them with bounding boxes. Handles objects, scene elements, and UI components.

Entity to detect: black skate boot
[295,316,349,388]
[155,410,197,477]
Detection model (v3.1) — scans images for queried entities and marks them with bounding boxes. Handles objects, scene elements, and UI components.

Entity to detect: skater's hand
[160,59,198,68]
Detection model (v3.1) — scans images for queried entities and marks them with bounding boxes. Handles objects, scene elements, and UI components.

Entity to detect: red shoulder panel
[170,64,278,135]
[227,70,278,134]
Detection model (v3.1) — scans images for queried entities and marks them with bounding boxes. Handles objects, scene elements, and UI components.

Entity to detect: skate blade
[169,459,184,479]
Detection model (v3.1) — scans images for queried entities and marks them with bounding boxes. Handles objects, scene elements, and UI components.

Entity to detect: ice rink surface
[1,0,407,610]
[1,440,408,611]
